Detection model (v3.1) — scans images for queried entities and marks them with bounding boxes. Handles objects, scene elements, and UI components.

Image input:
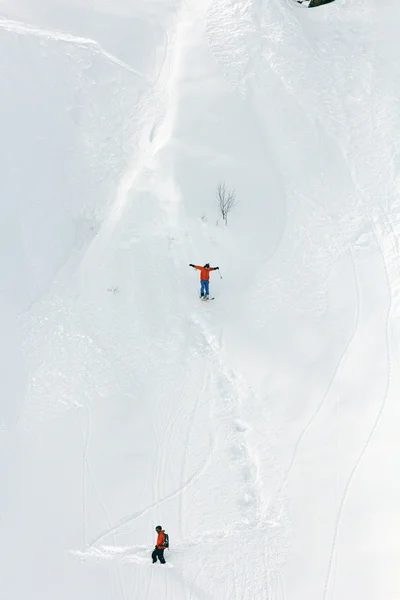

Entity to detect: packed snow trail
[2,0,400,599]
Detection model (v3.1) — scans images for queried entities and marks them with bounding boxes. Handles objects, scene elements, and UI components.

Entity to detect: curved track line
[77,406,90,547]
[323,238,393,600]
[88,433,215,547]
[77,395,127,600]
[277,250,360,496]
[0,17,147,79]
[178,367,212,542]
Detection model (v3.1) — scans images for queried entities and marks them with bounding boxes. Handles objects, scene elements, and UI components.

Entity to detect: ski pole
[218,269,223,279]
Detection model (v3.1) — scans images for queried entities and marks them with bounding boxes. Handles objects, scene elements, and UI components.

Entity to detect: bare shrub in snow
[216,182,237,226]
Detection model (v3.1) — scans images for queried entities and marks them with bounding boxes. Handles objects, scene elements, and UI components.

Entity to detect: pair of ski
[200,296,215,301]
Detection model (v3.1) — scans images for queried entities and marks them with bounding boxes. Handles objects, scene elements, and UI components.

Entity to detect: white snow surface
[1,0,400,598]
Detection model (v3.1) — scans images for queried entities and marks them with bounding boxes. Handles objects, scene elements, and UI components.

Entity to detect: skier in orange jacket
[152,526,167,564]
[189,263,219,298]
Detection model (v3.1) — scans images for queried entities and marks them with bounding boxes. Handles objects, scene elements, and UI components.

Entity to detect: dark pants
[200,280,209,297]
[152,548,165,563]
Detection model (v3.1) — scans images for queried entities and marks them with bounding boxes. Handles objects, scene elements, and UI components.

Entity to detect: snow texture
[1,0,400,599]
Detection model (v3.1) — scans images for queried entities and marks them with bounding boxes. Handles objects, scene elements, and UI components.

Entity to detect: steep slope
[1,0,400,599]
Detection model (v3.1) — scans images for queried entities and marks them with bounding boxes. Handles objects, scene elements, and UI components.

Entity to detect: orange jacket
[156,530,166,549]
[192,265,217,281]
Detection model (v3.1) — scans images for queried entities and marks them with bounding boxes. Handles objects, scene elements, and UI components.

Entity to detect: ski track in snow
[77,407,90,547]
[0,17,147,79]
[323,233,393,600]
[277,250,361,496]
[177,369,212,543]
[77,402,128,600]
[88,436,216,548]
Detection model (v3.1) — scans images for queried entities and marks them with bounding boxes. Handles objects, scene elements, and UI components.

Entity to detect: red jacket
[156,530,166,549]
[192,265,217,281]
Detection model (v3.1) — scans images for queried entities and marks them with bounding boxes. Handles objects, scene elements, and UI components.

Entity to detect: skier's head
[204,263,210,269]
[155,525,162,532]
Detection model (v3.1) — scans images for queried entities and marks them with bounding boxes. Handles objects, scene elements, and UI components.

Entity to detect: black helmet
[204,263,210,268]
[155,525,162,532]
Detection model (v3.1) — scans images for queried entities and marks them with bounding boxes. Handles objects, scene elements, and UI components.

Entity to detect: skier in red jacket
[189,263,219,299]
[152,526,167,564]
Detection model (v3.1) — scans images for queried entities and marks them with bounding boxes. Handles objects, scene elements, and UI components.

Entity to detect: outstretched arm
[189,264,202,270]
[211,267,219,271]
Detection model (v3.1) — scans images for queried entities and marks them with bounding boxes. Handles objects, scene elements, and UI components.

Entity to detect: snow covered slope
[2,0,400,599]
